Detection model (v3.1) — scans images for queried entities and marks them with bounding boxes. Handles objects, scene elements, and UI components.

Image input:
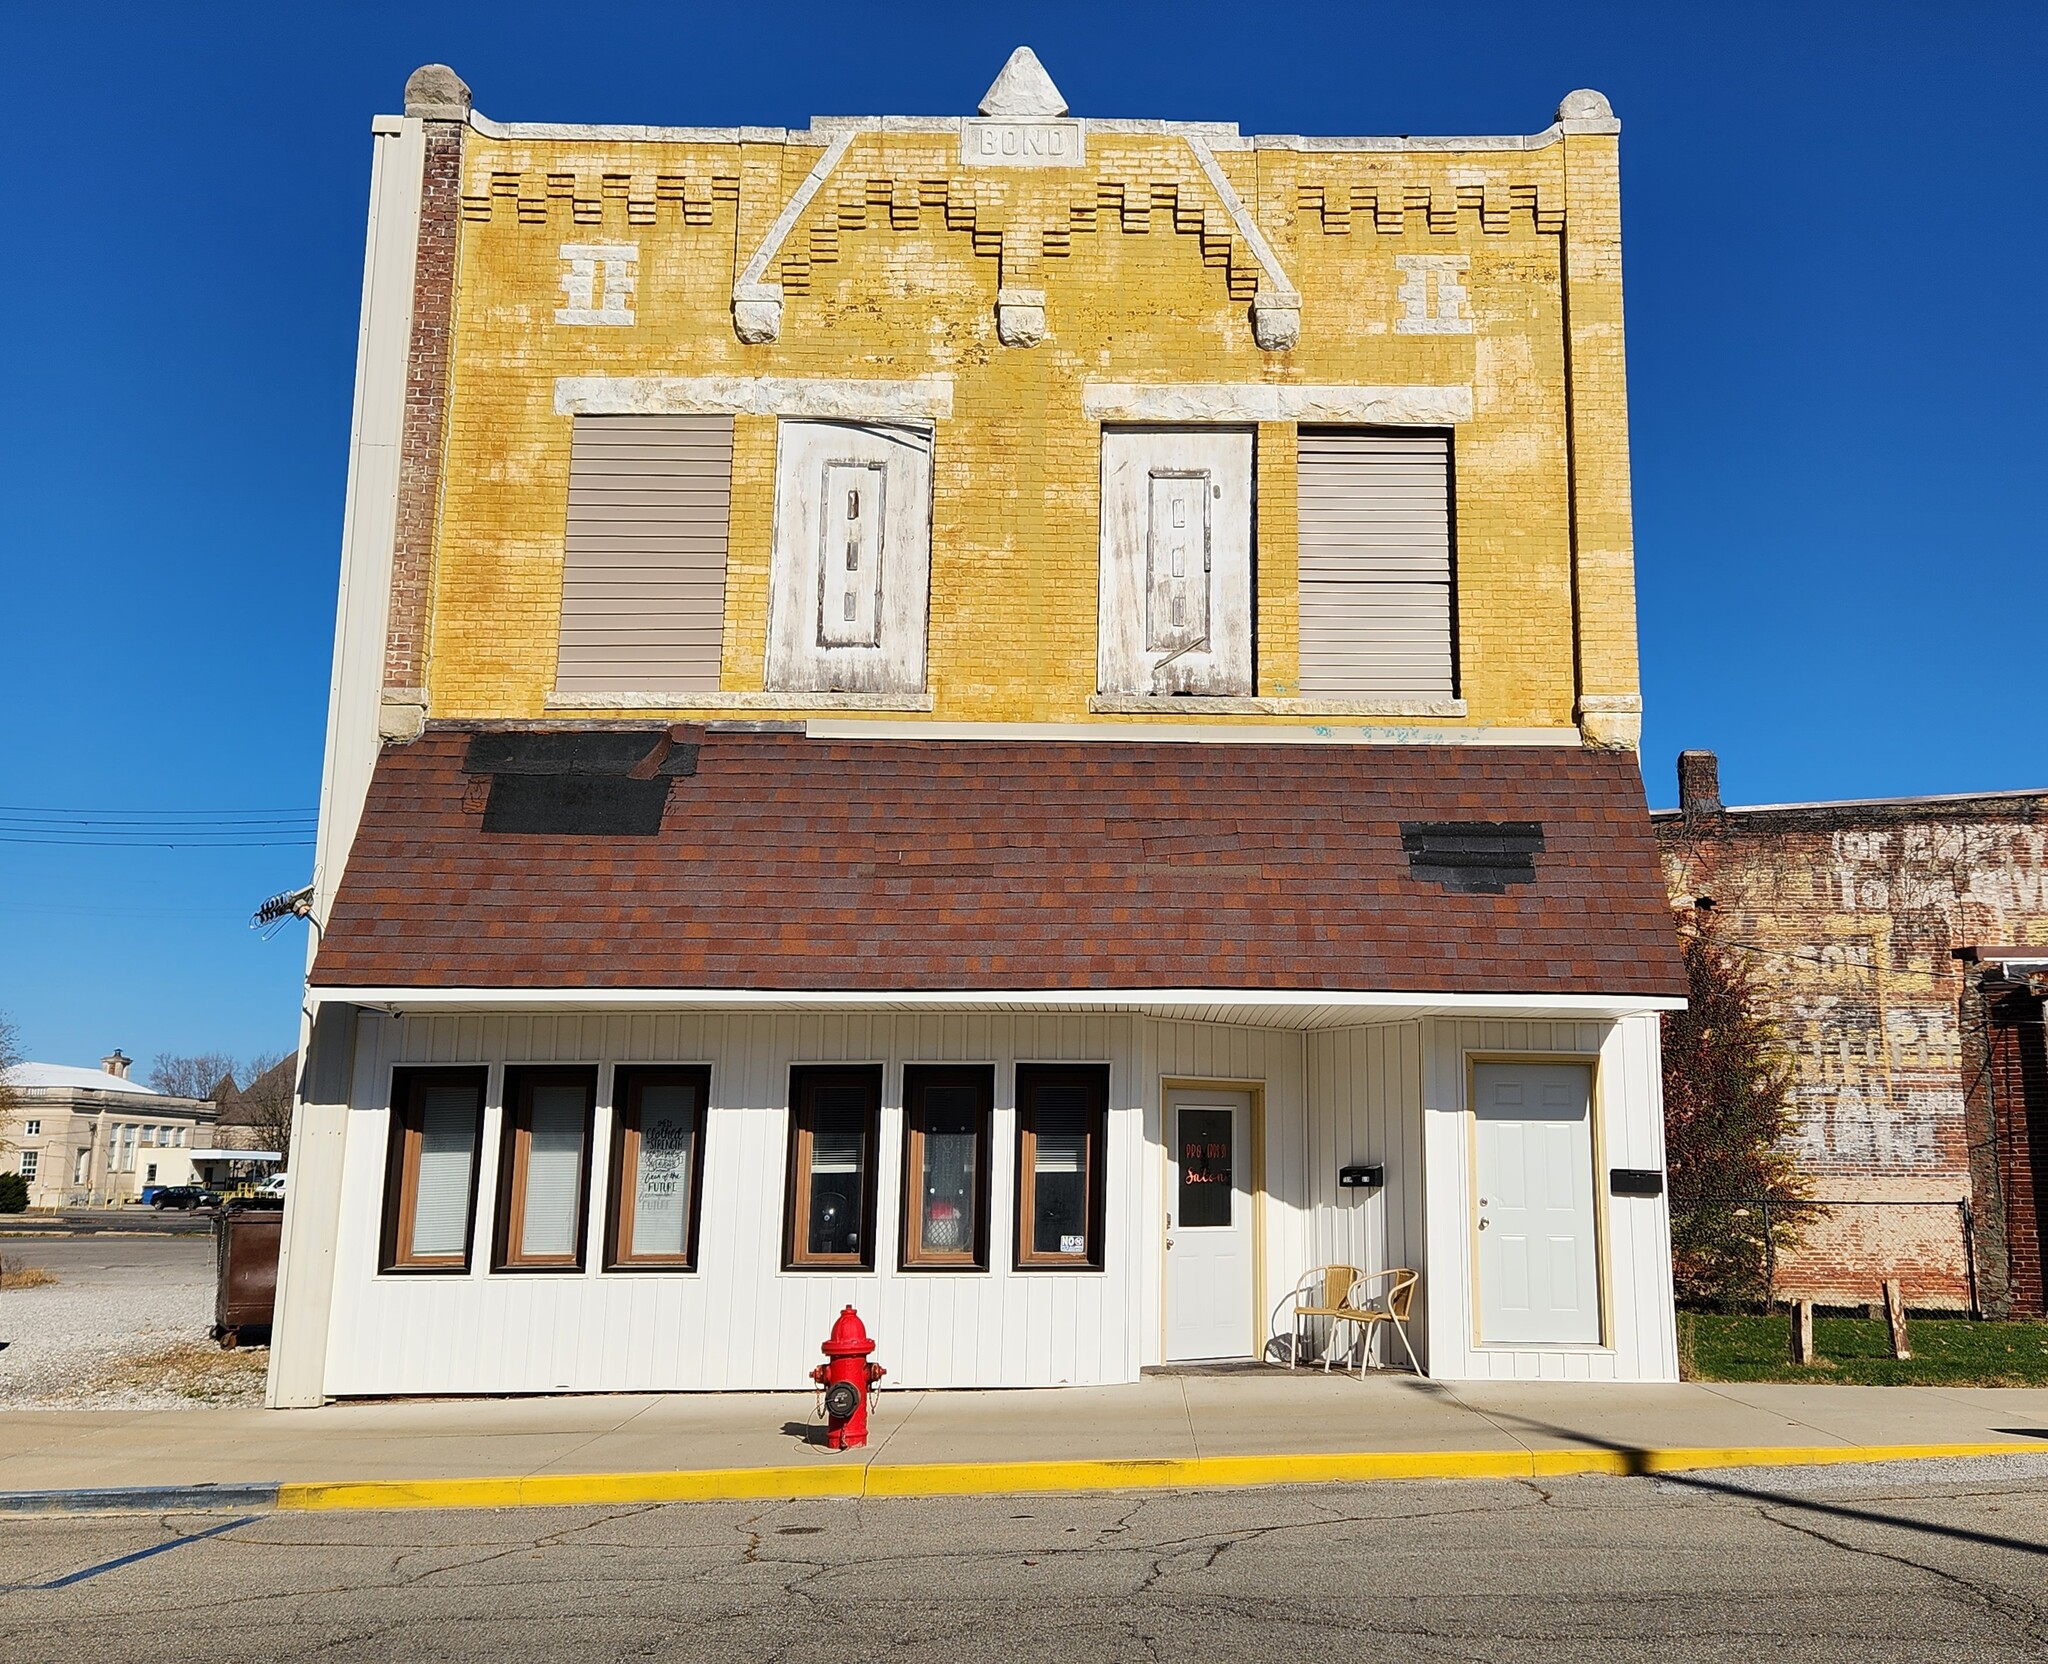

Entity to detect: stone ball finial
[1555,88,1615,124]
[405,64,473,121]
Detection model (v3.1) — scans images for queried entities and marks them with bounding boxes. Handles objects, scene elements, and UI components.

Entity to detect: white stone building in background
[2,1051,218,1208]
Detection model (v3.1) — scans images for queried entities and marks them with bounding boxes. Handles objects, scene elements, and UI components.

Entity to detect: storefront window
[607,1066,709,1269]
[785,1068,880,1269]
[902,1066,991,1270]
[1015,1065,1108,1269]
[495,1068,596,1271]
[380,1068,486,1272]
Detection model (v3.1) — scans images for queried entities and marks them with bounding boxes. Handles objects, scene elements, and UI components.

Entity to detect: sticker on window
[1060,1234,1085,1256]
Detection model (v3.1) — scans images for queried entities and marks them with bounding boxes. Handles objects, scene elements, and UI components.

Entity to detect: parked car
[253,1174,287,1201]
[149,1185,221,1211]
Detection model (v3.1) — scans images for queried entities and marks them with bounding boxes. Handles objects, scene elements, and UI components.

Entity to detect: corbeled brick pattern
[312,730,1685,995]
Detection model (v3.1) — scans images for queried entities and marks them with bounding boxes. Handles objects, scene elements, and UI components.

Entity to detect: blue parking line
[5,1515,258,1592]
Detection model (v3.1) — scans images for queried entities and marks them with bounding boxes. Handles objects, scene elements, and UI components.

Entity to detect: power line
[0,803,319,850]
[0,805,317,816]
[0,841,316,850]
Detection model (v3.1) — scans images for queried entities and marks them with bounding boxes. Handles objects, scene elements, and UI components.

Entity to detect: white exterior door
[1165,1090,1254,1361]
[1473,1062,1600,1345]
[1098,428,1254,695]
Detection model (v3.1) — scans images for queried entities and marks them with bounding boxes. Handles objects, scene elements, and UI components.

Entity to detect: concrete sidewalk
[4,1371,2046,1512]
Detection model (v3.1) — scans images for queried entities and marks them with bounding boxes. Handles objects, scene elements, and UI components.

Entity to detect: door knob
[1478,1218,1489,1231]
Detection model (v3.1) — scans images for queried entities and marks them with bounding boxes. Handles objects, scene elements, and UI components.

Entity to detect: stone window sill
[547,690,935,713]
[1088,694,1468,719]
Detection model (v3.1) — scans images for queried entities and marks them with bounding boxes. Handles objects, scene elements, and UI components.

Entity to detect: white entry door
[1165,1090,1254,1361]
[1473,1062,1601,1345]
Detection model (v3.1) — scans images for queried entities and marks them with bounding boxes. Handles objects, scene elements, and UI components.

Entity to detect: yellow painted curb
[272,1440,2044,1514]
[279,1466,864,1513]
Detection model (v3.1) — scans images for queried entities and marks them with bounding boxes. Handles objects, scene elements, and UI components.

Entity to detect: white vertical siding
[1302,1023,1428,1367]
[315,1008,1674,1395]
[328,1010,1167,1394]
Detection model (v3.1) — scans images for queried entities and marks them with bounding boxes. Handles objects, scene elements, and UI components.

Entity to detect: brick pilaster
[381,116,465,722]
[1988,987,2048,1315]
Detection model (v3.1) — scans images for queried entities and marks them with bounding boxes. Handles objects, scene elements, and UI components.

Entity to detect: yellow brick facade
[421,113,1637,737]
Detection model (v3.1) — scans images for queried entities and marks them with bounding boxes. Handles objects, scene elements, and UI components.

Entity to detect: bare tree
[236,1050,298,1167]
[0,1010,23,1153]
[147,1052,238,1102]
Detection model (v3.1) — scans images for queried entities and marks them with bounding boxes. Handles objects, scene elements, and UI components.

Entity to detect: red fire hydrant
[811,1305,885,1450]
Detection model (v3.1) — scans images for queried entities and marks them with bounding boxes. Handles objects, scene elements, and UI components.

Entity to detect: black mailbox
[1338,1163,1384,1190]
[1610,1167,1664,1197]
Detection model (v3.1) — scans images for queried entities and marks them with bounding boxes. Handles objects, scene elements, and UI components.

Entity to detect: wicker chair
[1286,1265,1421,1377]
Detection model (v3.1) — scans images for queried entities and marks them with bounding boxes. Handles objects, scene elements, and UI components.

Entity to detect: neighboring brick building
[1655,750,2048,1313]
[269,52,1687,1406]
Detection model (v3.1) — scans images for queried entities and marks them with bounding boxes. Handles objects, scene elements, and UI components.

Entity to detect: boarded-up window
[767,421,933,694]
[1098,427,1255,696]
[1296,430,1454,697]
[555,415,733,695]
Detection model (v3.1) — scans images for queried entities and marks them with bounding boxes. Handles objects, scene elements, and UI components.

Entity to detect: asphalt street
[3,1459,2046,1662]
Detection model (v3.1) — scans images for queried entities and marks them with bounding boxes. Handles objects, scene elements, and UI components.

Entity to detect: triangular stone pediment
[978,47,1068,117]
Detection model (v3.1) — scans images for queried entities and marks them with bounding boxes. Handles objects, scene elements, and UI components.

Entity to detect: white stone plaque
[961,118,1086,167]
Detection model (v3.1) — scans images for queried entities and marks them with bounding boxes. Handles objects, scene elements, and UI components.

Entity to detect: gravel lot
[0,1234,266,1409]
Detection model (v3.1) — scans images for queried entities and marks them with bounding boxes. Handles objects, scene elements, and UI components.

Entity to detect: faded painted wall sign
[557,243,638,326]
[961,118,1086,167]
[1394,255,1473,335]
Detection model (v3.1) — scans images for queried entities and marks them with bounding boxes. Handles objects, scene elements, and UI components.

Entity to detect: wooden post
[1883,1279,1912,1360]
[1789,1298,1817,1364]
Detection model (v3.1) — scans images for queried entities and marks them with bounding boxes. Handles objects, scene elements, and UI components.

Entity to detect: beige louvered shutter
[555,415,733,695]
[1296,430,1454,697]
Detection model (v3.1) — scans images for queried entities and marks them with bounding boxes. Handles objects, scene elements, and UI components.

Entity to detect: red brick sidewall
[383,119,463,693]
[1991,994,2048,1316]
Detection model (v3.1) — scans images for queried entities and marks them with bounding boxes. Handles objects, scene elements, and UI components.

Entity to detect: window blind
[519,1083,588,1259]
[412,1086,480,1258]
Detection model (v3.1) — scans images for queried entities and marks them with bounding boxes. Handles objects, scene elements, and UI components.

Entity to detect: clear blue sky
[2,2,2042,1069]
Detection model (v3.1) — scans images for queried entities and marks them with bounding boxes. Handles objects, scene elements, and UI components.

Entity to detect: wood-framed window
[380,1067,487,1273]
[900,1065,992,1271]
[493,1067,596,1272]
[1015,1065,1109,1270]
[605,1065,710,1271]
[783,1066,881,1270]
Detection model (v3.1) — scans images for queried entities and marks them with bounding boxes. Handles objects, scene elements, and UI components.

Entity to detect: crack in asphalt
[1753,1501,2047,1648]
[9,1472,2048,1661]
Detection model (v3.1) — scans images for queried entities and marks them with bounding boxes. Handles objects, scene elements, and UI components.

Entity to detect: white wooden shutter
[1296,430,1454,697]
[556,415,733,694]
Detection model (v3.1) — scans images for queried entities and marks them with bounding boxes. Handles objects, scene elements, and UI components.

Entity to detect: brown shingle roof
[310,728,1685,998]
